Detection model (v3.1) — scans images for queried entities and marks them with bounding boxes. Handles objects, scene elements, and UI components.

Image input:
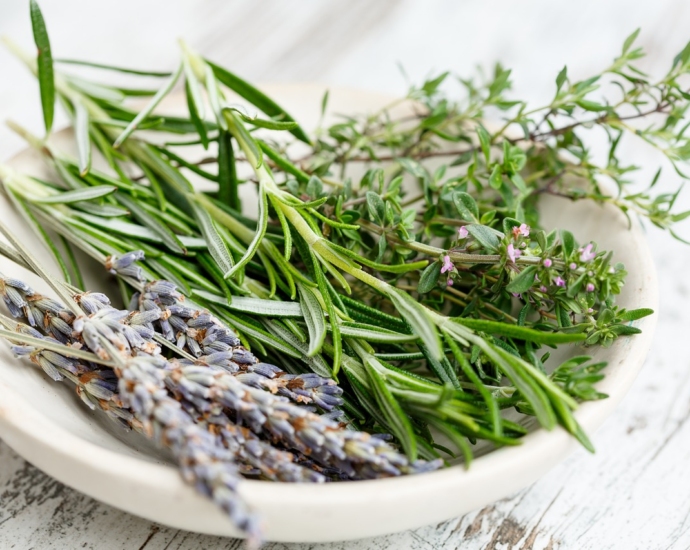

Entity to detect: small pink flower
[507,243,521,264]
[586,283,595,292]
[580,243,595,262]
[569,262,577,270]
[512,224,530,239]
[555,276,566,287]
[543,258,552,268]
[440,255,454,274]
[458,226,468,239]
[447,278,454,286]
[587,308,594,314]
[539,285,548,293]
[512,292,521,298]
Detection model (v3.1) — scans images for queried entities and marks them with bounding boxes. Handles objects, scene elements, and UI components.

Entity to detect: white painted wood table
[1,1,690,548]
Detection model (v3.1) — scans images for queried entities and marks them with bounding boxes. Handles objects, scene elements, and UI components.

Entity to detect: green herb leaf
[388,289,442,360]
[298,283,327,357]
[54,58,172,76]
[476,125,491,164]
[506,265,538,294]
[190,199,234,277]
[365,359,418,460]
[207,60,310,143]
[31,185,117,204]
[453,191,479,222]
[466,224,501,252]
[74,103,91,176]
[453,318,586,344]
[561,229,575,258]
[117,194,185,254]
[418,261,442,294]
[113,62,184,148]
[555,65,568,92]
[618,308,654,321]
[30,0,54,133]
[237,112,299,131]
[217,131,239,209]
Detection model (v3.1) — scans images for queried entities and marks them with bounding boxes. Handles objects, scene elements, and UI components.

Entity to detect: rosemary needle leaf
[190,199,234,277]
[365,357,418,460]
[223,108,263,169]
[184,79,209,149]
[29,0,54,134]
[54,58,172,77]
[7,190,71,283]
[71,201,130,218]
[452,318,587,345]
[73,213,163,243]
[388,289,442,360]
[207,60,311,144]
[117,194,185,254]
[259,140,310,184]
[338,323,418,344]
[182,54,205,120]
[74,103,91,176]
[113,61,184,148]
[30,185,117,204]
[218,131,239,209]
[298,283,327,357]
[237,112,299,131]
[225,184,268,279]
[225,295,302,317]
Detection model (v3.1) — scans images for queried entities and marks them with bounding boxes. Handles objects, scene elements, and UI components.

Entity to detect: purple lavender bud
[232,349,255,365]
[42,349,79,374]
[4,278,33,294]
[187,337,202,357]
[169,305,195,318]
[146,281,180,299]
[168,314,188,333]
[17,325,43,339]
[76,292,111,314]
[130,310,161,325]
[106,251,146,281]
[35,355,63,381]
[203,351,237,368]
[85,378,116,401]
[249,363,282,378]
[203,341,230,353]
[4,286,27,309]
[187,313,214,329]
[11,344,34,356]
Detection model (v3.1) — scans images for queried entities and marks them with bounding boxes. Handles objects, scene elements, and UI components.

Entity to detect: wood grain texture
[1,0,690,548]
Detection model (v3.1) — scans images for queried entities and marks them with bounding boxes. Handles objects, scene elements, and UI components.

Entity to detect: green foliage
[1,25,676,464]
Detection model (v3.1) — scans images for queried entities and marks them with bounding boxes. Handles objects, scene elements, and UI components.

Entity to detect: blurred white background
[1,1,690,549]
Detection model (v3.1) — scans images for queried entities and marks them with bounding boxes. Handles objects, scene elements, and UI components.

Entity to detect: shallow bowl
[0,84,658,542]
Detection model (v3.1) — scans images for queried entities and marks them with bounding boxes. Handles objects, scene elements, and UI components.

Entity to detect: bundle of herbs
[0,0,687,542]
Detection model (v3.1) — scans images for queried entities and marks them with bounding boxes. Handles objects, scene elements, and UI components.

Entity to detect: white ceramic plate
[0,85,658,543]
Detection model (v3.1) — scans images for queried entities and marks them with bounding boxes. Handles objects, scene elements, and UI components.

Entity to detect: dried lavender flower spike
[133,275,344,411]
